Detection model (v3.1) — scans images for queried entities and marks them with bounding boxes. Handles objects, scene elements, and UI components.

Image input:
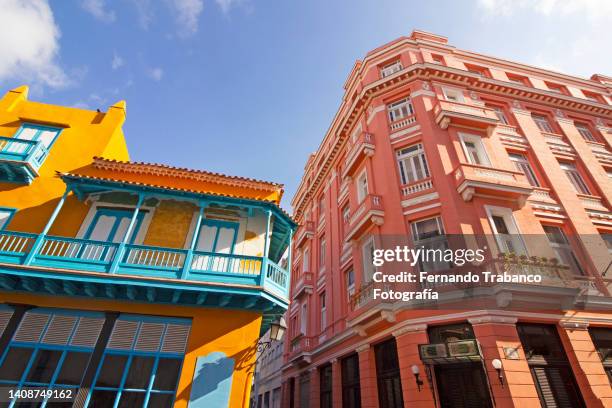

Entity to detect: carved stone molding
[559,320,589,330]
[392,324,427,338]
[468,315,518,326]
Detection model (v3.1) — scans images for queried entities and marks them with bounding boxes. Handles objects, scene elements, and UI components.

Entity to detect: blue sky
[1,0,610,210]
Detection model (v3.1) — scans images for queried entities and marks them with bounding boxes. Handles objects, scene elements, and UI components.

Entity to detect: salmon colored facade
[0,86,294,407]
[283,31,612,408]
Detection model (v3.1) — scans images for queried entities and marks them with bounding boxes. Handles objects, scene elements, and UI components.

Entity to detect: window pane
[95,354,128,388]
[88,390,117,407]
[55,351,91,385]
[124,356,155,390]
[117,391,146,408]
[26,349,62,384]
[148,393,175,408]
[0,347,34,382]
[153,358,182,391]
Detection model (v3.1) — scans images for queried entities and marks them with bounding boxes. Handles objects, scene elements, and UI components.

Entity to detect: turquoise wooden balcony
[0,136,49,184]
[0,173,295,333]
[0,230,290,328]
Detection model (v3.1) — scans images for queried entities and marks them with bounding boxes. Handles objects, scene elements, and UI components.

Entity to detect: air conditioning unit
[419,343,448,359]
[447,340,479,357]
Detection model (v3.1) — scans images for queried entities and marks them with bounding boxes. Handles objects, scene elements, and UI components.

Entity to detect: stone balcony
[288,334,316,366]
[453,163,534,206]
[344,194,384,242]
[434,99,499,132]
[292,271,314,299]
[341,132,375,178]
[295,220,315,248]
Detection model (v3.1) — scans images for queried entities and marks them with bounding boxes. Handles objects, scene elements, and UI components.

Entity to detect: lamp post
[252,317,287,408]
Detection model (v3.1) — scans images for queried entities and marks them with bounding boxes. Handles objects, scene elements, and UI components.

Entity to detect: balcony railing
[0,137,49,184]
[434,100,499,131]
[401,178,434,197]
[0,230,290,298]
[389,115,417,132]
[577,194,609,212]
[289,335,317,362]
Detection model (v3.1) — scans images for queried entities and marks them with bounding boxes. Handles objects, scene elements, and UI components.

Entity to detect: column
[357,344,379,408]
[181,201,206,279]
[110,193,145,273]
[331,358,342,408]
[392,324,436,408]
[293,375,301,408]
[469,315,540,408]
[558,321,612,407]
[309,367,320,408]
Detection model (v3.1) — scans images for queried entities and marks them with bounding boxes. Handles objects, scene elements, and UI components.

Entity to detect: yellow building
[0,86,294,408]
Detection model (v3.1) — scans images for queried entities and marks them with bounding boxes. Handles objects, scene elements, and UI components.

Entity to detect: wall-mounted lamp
[411,364,424,391]
[257,317,287,354]
[492,358,504,387]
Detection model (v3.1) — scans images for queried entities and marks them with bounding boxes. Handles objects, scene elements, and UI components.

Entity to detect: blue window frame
[194,219,239,254]
[13,123,62,148]
[84,208,146,244]
[0,308,105,408]
[87,315,190,408]
[0,207,16,230]
[2,123,62,159]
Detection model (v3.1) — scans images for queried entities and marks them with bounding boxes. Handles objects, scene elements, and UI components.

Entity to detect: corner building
[283,31,612,408]
[0,86,295,407]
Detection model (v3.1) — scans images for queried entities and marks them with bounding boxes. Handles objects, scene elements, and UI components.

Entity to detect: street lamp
[257,317,286,353]
[492,358,504,387]
[411,364,424,391]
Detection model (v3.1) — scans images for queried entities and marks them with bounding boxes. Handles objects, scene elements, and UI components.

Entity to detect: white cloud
[81,0,116,23]
[167,0,204,37]
[476,0,612,78]
[147,67,164,81]
[129,0,154,29]
[477,0,612,20]
[0,0,69,89]
[215,0,234,13]
[111,52,124,70]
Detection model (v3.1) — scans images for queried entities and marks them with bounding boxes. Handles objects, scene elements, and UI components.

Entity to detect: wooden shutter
[0,308,14,338]
[41,314,78,345]
[13,312,50,343]
[532,367,575,408]
[106,319,139,350]
[70,317,105,348]
[134,322,165,352]
[161,323,191,354]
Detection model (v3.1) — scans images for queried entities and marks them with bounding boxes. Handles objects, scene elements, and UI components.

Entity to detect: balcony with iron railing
[344,194,384,241]
[0,137,49,184]
[341,132,375,178]
[434,99,499,132]
[453,163,534,205]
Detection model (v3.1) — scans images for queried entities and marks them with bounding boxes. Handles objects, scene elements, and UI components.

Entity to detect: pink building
[282,30,612,408]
